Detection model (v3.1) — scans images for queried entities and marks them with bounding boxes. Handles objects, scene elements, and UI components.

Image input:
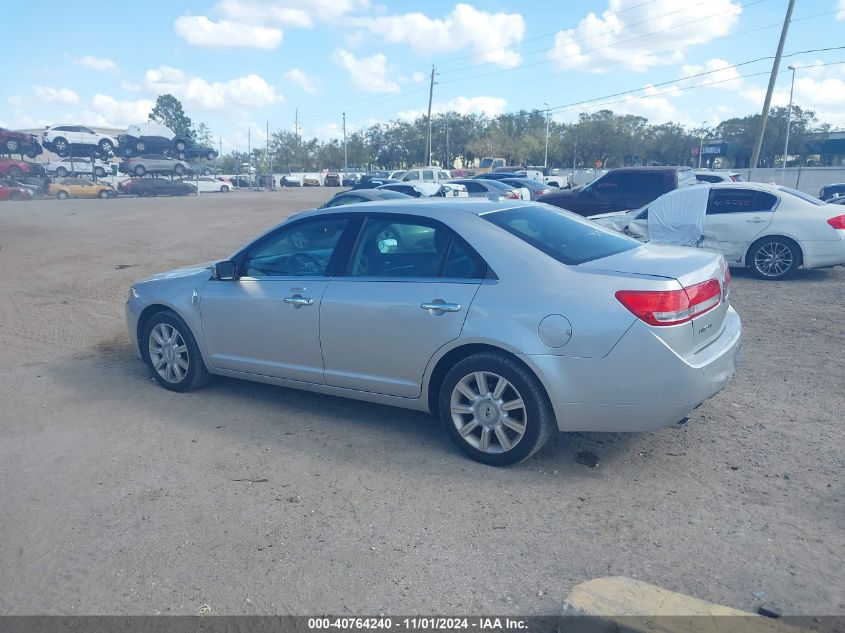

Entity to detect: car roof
[290,198,537,222]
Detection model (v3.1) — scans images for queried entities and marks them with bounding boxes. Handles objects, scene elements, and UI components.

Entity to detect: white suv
[42,125,117,157]
[45,156,113,178]
[401,167,453,183]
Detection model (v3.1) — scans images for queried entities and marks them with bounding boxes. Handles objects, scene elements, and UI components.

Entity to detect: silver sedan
[126,200,741,466]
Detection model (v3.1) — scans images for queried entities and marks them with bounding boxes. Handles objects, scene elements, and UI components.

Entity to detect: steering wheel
[290,252,321,274]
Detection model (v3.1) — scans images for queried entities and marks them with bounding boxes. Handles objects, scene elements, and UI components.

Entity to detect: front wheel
[748,237,800,280]
[98,189,110,199]
[55,167,69,177]
[220,185,229,193]
[98,139,114,154]
[143,311,211,392]
[135,140,146,153]
[439,352,555,466]
[134,165,146,177]
[5,139,19,153]
[174,164,185,176]
[57,190,69,200]
[95,167,106,177]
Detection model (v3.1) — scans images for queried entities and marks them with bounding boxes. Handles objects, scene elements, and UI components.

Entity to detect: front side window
[243,218,349,277]
[484,205,638,265]
[347,218,485,279]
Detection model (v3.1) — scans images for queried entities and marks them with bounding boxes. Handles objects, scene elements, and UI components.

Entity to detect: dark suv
[0,128,43,158]
[819,183,845,201]
[537,166,697,216]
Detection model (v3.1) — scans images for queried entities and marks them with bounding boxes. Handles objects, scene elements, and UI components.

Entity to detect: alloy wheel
[449,371,527,454]
[754,242,793,278]
[148,323,189,384]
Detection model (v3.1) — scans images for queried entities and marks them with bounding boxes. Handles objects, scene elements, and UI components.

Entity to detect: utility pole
[342,112,348,176]
[749,0,795,172]
[425,65,436,165]
[267,120,273,189]
[543,103,550,168]
[218,135,222,161]
[783,65,797,178]
[445,121,450,169]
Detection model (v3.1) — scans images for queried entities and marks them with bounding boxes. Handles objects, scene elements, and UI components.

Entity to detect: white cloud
[331,49,400,93]
[144,66,284,110]
[412,71,425,83]
[837,0,845,20]
[85,95,155,128]
[7,95,23,107]
[398,95,507,121]
[174,15,282,49]
[740,67,845,128]
[34,86,79,104]
[351,4,525,69]
[284,68,320,94]
[548,0,742,73]
[74,55,117,72]
[215,0,368,27]
[679,59,742,90]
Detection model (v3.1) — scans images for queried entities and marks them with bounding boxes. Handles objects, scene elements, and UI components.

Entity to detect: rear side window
[778,186,826,206]
[707,189,778,214]
[483,206,638,265]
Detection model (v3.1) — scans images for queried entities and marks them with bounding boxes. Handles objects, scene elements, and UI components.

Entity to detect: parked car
[303,176,321,187]
[447,178,524,201]
[48,178,115,200]
[126,199,740,466]
[42,124,116,157]
[0,158,43,179]
[46,157,112,178]
[175,145,218,162]
[351,178,400,190]
[0,181,34,201]
[694,170,744,184]
[193,176,231,193]
[231,176,253,188]
[401,167,453,184]
[591,183,845,280]
[537,166,698,217]
[118,123,190,158]
[378,182,465,198]
[472,156,507,175]
[499,177,558,200]
[119,178,196,197]
[473,172,521,181]
[280,175,302,187]
[819,183,845,201]
[119,154,191,177]
[324,172,342,187]
[0,127,43,158]
[341,173,362,187]
[319,189,412,208]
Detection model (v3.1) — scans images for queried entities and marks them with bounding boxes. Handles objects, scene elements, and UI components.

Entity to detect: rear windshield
[483,206,639,265]
[485,179,516,191]
[778,186,827,206]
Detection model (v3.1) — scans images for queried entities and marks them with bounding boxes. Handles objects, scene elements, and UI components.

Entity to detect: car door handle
[284,296,314,306]
[421,302,461,312]
[745,217,767,223]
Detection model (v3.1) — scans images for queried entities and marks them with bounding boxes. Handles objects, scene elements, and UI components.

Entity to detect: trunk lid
[580,244,730,357]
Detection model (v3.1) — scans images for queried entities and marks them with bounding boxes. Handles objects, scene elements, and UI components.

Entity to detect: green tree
[193,122,214,148]
[149,94,193,138]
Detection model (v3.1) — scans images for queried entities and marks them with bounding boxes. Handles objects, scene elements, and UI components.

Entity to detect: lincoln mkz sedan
[126,200,741,465]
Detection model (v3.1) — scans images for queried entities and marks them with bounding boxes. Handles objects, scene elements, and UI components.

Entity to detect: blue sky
[2,0,844,153]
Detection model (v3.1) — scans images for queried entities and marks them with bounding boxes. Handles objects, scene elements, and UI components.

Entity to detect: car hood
[136,262,213,284]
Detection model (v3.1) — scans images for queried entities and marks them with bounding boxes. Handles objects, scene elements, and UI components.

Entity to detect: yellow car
[48,178,115,200]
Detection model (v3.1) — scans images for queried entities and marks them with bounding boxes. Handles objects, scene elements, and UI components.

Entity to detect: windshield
[483,205,639,265]
[479,158,494,168]
[778,186,827,206]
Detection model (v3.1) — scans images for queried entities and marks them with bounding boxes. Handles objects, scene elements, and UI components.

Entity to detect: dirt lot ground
[0,189,843,616]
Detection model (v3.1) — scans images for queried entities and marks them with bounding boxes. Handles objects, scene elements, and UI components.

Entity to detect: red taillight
[827,214,845,230]
[615,279,722,326]
[505,190,520,199]
[723,266,731,299]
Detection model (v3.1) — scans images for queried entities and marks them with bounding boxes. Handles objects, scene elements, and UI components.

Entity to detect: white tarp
[647,186,710,246]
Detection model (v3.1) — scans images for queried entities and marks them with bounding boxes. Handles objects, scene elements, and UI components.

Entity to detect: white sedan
[193,176,231,193]
[591,182,845,279]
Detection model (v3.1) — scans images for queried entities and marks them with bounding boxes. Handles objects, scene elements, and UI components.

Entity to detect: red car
[0,182,34,201]
[0,127,43,158]
[0,157,40,179]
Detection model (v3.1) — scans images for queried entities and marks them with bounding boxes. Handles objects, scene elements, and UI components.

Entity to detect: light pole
[543,103,550,168]
[342,112,348,177]
[783,65,797,177]
[697,120,708,169]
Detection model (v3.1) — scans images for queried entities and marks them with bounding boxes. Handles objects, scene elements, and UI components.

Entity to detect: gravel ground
[0,190,842,616]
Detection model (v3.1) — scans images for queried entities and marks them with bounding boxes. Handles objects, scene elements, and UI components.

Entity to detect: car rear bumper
[522,306,742,432]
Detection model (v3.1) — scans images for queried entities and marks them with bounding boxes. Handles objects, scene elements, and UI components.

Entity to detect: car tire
[57,190,69,200]
[174,140,187,152]
[207,151,216,161]
[176,152,187,161]
[95,167,106,178]
[174,164,185,176]
[7,166,22,179]
[10,192,23,201]
[220,185,229,193]
[5,139,19,153]
[98,139,114,155]
[25,150,38,159]
[438,351,555,466]
[98,189,110,199]
[135,140,146,153]
[747,236,801,280]
[53,138,69,155]
[142,311,212,393]
[55,167,68,177]
[134,165,146,177]
[140,186,153,197]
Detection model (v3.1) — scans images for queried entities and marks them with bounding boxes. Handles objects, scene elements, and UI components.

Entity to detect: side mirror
[212,260,237,280]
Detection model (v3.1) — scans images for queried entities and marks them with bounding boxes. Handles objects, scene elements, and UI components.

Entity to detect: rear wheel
[174,139,187,152]
[98,139,114,155]
[220,184,229,193]
[53,137,69,155]
[143,311,211,392]
[207,151,216,161]
[94,167,106,178]
[5,139,19,153]
[57,190,69,200]
[98,189,110,199]
[135,140,146,153]
[174,164,185,176]
[439,352,555,466]
[7,166,22,179]
[748,237,800,280]
[55,167,69,177]
[133,165,146,177]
